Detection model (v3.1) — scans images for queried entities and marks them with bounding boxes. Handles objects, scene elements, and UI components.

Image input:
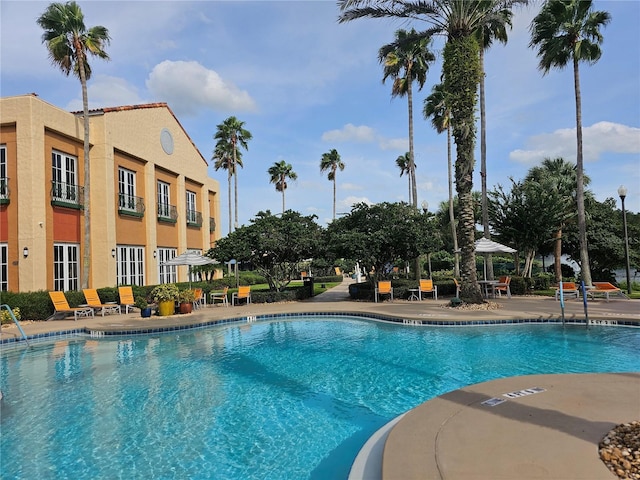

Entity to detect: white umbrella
[474,238,516,280]
[162,252,218,287]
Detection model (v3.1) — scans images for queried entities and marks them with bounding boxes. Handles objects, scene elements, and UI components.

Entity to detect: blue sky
[2,0,639,235]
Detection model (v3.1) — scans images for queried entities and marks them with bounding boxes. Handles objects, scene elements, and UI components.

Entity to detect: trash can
[303,276,314,297]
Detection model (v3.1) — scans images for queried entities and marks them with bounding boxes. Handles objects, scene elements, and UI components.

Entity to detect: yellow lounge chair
[587,282,628,302]
[118,286,136,314]
[232,286,251,306]
[83,288,121,316]
[375,281,393,303]
[418,279,438,300]
[192,288,204,309]
[48,291,94,321]
[493,276,512,298]
[210,286,229,307]
[555,282,579,301]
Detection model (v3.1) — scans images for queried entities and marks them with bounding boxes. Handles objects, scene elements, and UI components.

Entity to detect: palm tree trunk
[281,183,286,214]
[332,176,336,220]
[78,51,91,289]
[573,57,592,286]
[447,124,460,278]
[554,228,562,283]
[479,47,494,281]
[407,81,418,209]
[232,141,239,231]
[227,171,232,235]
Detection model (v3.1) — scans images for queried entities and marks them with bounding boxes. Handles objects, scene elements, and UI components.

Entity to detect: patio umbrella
[162,252,218,287]
[474,238,516,280]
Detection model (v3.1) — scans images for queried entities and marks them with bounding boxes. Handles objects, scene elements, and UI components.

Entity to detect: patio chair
[555,282,579,301]
[83,289,121,316]
[48,291,94,321]
[192,288,204,309]
[587,282,628,302]
[232,286,251,306]
[418,279,438,300]
[375,281,393,303]
[210,286,229,307]
[118,286,136,314]
[493,276,512,298]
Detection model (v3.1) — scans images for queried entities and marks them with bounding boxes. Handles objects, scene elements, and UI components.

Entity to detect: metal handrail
[157,203,178,221]
[1,304,29,347]
[51,181,84,205]
[0,177,9,200]
[118,193,146,215]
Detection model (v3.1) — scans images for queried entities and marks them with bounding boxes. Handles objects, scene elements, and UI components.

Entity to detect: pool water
[1,317,639,479]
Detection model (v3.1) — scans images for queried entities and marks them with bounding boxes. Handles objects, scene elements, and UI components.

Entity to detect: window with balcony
[0,145,8,205]
[118,167,145,217]
[186,190,202,227]
[157,181,177,222]
[51,150,82,209]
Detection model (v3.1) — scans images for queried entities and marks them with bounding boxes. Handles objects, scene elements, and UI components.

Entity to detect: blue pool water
[1,316,639,480]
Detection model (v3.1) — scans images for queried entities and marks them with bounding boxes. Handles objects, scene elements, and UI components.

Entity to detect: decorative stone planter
[179,302,193,314]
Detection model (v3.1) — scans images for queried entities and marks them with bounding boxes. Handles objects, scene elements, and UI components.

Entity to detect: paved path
[2,280,639,480]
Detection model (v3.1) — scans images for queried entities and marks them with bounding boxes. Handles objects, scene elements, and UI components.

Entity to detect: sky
[2,0,639,236]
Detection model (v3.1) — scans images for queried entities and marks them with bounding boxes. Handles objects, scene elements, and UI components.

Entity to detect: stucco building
[0,94,221,293]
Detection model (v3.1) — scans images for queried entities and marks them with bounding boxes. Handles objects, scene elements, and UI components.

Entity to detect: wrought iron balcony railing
[209,217,216,233]
[0,177,9,205]
[186,209,202,227]
[157,203,178,223]
[51,181,84,209]
[118,193,145,217]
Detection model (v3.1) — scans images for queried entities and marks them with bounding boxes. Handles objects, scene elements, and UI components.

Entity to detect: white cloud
[509,121,640,164]
[65,75,146,111]
[322,124,376,143]
[146,60,257,116]
[341,183,364,191]
[338,196,372,210]
[379,137,408,151]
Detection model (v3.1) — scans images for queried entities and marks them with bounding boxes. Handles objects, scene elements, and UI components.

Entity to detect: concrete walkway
[2,279,639,480]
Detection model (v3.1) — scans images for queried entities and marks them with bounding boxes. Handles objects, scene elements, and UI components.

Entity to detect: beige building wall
[0,94,221,292]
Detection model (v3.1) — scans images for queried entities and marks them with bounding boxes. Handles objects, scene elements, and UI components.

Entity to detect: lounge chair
[555,282,579,301]
[587,282,628,302]
[83,288,121,316]
[118,286,136,313]
[493,276,512,298]
[418,279,437,300]
[375,281,393,303]
[210,286,229,307]
[232,286,251,306]
[48,291,94,321]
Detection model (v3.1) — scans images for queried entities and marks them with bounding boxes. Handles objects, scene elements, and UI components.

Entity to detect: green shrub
[508,276,532,295]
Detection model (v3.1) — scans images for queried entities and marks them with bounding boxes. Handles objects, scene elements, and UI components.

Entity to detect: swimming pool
[1,316,639,479]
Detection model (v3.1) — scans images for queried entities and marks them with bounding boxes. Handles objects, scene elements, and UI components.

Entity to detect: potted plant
[151,283,180,316]
[135,297,152,318]
[178,289,196,314]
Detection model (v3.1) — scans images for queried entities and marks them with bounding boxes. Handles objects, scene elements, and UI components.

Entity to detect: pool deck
[2,279,639,479]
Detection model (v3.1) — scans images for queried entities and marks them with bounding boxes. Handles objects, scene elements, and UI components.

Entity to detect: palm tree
[477,9,513,281]
[524,157,589,283]
[268,160,297,214]
[213,116,251,231]
[395,152,413,203]
[378,28,435,208]
[37,1,110,289]
[319,149,345,220]
[340,0,527,303]
[212,141,240,235]
[423,83,459,277]
[529,0,610,286]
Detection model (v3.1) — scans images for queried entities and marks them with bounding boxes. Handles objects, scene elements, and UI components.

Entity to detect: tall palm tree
[477,8,513,281]
[423,83,459,277]
[37,1,110,289]
[395,152,413,203]
[212,141,240,235]
[319,149,345,220]
[213,116,251,231]
[340,0,526,303]
[524,157,589,283]
[529,0,610,286]
[378,28,435,208]
[268,160,297,214]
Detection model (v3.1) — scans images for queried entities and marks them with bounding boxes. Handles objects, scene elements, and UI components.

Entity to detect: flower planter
[157,300,175,316]
[179,302,193,314]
